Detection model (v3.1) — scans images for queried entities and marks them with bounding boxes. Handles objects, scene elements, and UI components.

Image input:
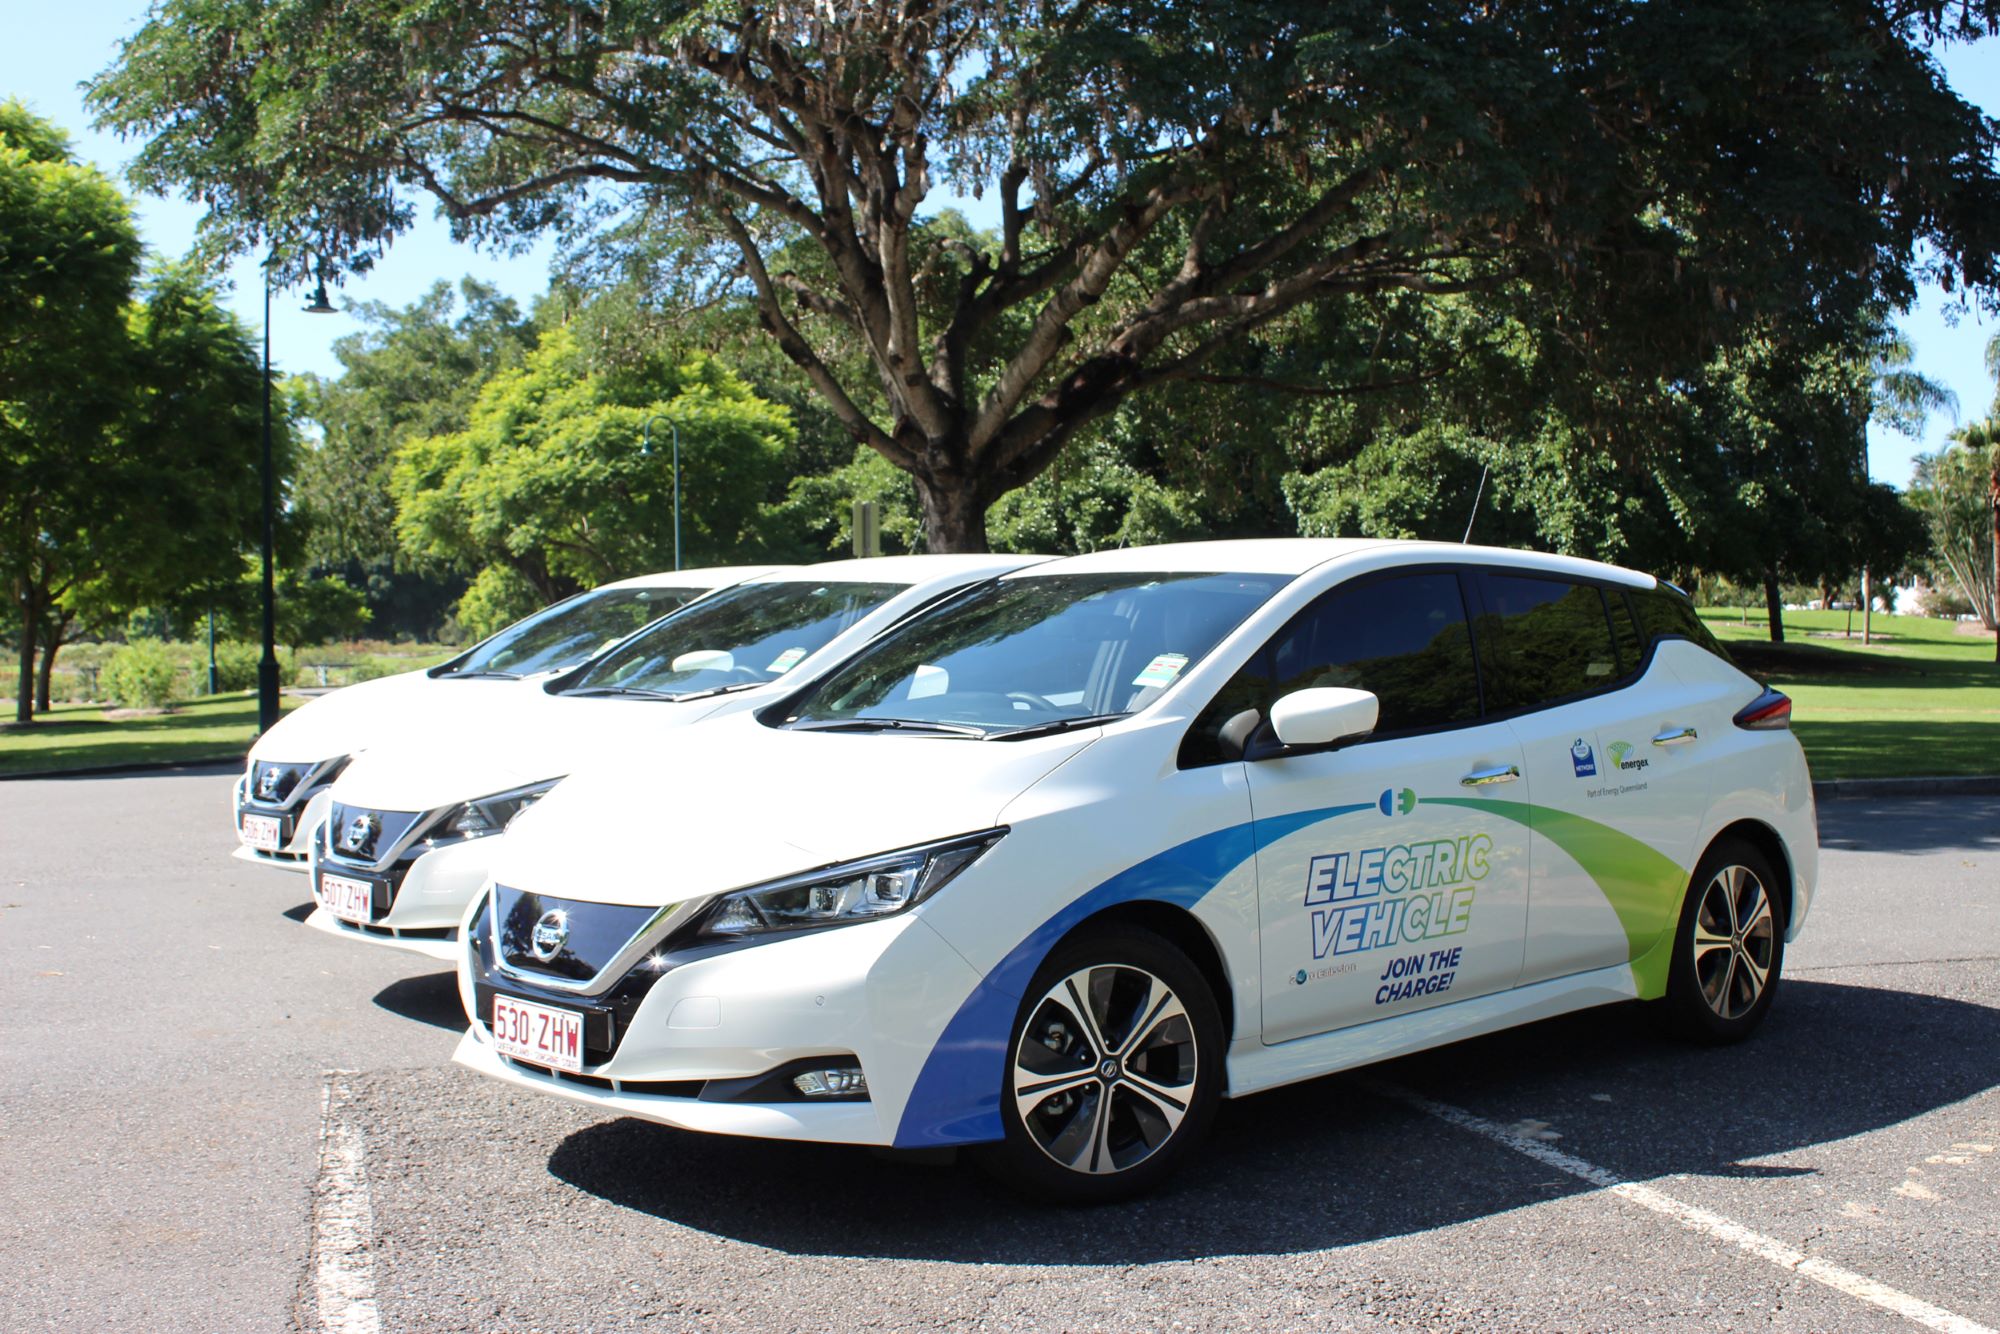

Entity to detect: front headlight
[695,829,1006,939]
[442,779,562,838]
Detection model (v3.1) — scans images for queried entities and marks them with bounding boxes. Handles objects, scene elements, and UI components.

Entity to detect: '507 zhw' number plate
[491,995,585,1074]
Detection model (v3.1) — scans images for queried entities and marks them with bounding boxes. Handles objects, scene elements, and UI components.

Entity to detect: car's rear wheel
[982,924,1223,1203]
[1662,836,1785,1042]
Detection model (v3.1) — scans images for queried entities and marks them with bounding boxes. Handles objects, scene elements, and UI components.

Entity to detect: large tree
[90,1,2000,550]
[1,102,142,721]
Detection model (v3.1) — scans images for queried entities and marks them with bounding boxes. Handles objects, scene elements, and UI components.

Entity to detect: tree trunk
[913,472,990,554]
[1861,567,1872,645]
[13,582,37,723]
[35,611,70,713]
[1763,572,1785,645]
[1990,461,1998,666]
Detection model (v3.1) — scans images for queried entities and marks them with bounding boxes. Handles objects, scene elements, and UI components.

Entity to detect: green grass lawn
[0,690,303,777]
[1701,608,2000,780]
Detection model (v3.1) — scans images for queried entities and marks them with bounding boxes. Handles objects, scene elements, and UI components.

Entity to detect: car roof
[596,565,793,592]
[745,553,1051,587]
[1002,538,1657,587]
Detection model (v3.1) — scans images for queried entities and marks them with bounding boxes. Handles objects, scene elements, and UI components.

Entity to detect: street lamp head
[302,280,336,315]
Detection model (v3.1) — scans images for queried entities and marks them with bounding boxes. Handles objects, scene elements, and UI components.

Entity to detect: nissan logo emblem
[339,812,380,855]
[529,909,570,962]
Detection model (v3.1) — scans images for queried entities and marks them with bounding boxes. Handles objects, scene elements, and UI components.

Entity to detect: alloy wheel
[1011,964,1198,1176]
[1691,863,1776,1021]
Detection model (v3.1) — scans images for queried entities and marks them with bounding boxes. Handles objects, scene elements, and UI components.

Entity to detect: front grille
[326,801,427,864]
[493,885,660,984]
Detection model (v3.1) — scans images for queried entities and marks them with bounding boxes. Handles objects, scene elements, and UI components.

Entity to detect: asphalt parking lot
[1,766,1994,1333]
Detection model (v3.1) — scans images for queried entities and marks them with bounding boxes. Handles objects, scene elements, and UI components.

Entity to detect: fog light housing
[791,1066,868,1098]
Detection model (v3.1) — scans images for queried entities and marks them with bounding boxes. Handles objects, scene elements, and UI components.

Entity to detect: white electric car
[303,554,1047,960]
[232,567,779,872]
[452,538,1816,1201]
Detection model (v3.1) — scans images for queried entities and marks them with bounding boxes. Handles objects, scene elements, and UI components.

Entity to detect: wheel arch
[1704,818,1797,932]
[1063,899,1238,1058]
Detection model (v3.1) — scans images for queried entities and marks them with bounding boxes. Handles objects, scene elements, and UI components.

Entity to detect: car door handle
[1652,726,1698,746]
[1460,764,1521,787]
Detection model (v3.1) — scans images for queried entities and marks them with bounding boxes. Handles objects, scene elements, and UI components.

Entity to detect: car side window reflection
[1182,572,1478,765]
[1474,574,1624,713]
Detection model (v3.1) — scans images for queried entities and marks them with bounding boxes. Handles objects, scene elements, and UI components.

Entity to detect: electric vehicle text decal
[1302,834,1491,963]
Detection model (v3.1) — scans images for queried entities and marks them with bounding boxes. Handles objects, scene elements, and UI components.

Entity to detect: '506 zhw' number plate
[491,995,585,1074]
[240,813,283,851]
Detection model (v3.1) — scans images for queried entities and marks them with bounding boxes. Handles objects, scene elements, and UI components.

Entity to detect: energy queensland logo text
[1302,832,1490,960]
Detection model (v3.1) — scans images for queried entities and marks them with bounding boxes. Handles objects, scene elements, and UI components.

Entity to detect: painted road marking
[309,1070,382,1334]
[1370,1081,1996,1334]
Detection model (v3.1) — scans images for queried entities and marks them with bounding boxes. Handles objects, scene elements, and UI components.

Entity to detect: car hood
[323,686,759,813]
[492,711,1101,908]
[246,670,550,767]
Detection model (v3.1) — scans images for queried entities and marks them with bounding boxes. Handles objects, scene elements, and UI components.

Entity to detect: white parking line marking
[1370,1081,1995,1334]
[309,1070,382,1334]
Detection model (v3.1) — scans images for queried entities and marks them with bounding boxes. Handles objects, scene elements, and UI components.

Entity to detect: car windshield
[443,585,708,678]
[563,580,908,699]
[779,571,1287,735]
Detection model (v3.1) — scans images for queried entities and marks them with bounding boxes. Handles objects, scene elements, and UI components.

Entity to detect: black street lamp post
[258,265,337,733]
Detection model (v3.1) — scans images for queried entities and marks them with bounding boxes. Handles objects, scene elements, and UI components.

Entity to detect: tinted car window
[446,585,706,678]
[1475,574,1622,713]
[1184,571,1478,764]
[1630,585,1734,664]
[1607,589,1645,675]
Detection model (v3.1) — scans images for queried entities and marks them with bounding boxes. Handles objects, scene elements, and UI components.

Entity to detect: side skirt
[1224,963,1639,1099]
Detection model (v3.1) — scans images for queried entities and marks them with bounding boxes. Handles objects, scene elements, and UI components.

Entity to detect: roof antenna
[1460,464,1490,543]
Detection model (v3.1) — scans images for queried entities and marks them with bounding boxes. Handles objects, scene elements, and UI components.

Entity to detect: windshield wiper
[441,668,521,680]
[790,717,988,737]
[991,713,1128,741]
[669,681,765,703]
[559,684,680,700]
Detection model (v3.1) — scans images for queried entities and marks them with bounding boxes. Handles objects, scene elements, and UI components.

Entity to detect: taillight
[1734,688,1792,730]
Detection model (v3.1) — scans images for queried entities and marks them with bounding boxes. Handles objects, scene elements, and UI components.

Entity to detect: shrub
[212,640,263,692]
[102,639,183,711]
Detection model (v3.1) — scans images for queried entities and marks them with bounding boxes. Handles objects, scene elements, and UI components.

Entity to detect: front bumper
[231,769,337,872]
[452,902,987,1147]
[305,828,499,956]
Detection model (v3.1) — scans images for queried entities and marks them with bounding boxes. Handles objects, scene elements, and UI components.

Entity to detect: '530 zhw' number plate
[491,995,585,1074]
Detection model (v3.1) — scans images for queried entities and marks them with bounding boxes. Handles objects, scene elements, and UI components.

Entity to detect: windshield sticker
[766,647,808,674]
[909,664,949,699]
[1302,834,1490,960]
[1131,652,1189,689]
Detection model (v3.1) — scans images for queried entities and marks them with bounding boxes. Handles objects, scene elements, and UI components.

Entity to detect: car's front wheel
[983,924,1223,1203]
[1662,836,1786,1042]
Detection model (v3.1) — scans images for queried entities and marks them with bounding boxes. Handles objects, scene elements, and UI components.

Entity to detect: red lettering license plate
[240,813,283,851]
[491,995,585,1074]
[319,872,373,924]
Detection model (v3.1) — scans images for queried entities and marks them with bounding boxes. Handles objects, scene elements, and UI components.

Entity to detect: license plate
[240,813,284,851]
[490,995,585,1074]
[319,872,374,925]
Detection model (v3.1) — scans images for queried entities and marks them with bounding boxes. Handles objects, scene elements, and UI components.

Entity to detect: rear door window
[1629,586,1734,664]
[1473,573,1625,714]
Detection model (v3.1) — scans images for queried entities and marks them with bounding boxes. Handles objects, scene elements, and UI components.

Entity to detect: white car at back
[232,566,780,871]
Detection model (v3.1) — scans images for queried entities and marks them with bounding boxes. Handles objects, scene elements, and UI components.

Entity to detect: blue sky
[5,3,1996,486]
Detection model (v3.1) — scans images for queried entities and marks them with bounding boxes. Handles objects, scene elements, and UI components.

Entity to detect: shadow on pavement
[373,970,467,1032]
[280,902,313,924]
[546,979,1998,1262]
[1815,795,2000,854]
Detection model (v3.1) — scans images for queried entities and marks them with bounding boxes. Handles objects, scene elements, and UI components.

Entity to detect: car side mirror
[1268,687,1379,751]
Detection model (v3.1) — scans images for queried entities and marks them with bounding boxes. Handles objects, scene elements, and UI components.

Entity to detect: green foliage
[453,566,540,643]
[294,279,535,571]
[89,2,2000,549]
[211,640,262,692]
[101,638,182,711]
[391,327,794,607]
[1911,427,2000,628]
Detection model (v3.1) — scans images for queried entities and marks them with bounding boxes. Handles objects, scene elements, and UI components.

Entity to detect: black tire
[977,923,1224,1204]
[1661,836,1786,1043]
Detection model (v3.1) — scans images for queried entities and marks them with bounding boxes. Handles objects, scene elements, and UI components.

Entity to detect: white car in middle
[302,554,1045,959]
